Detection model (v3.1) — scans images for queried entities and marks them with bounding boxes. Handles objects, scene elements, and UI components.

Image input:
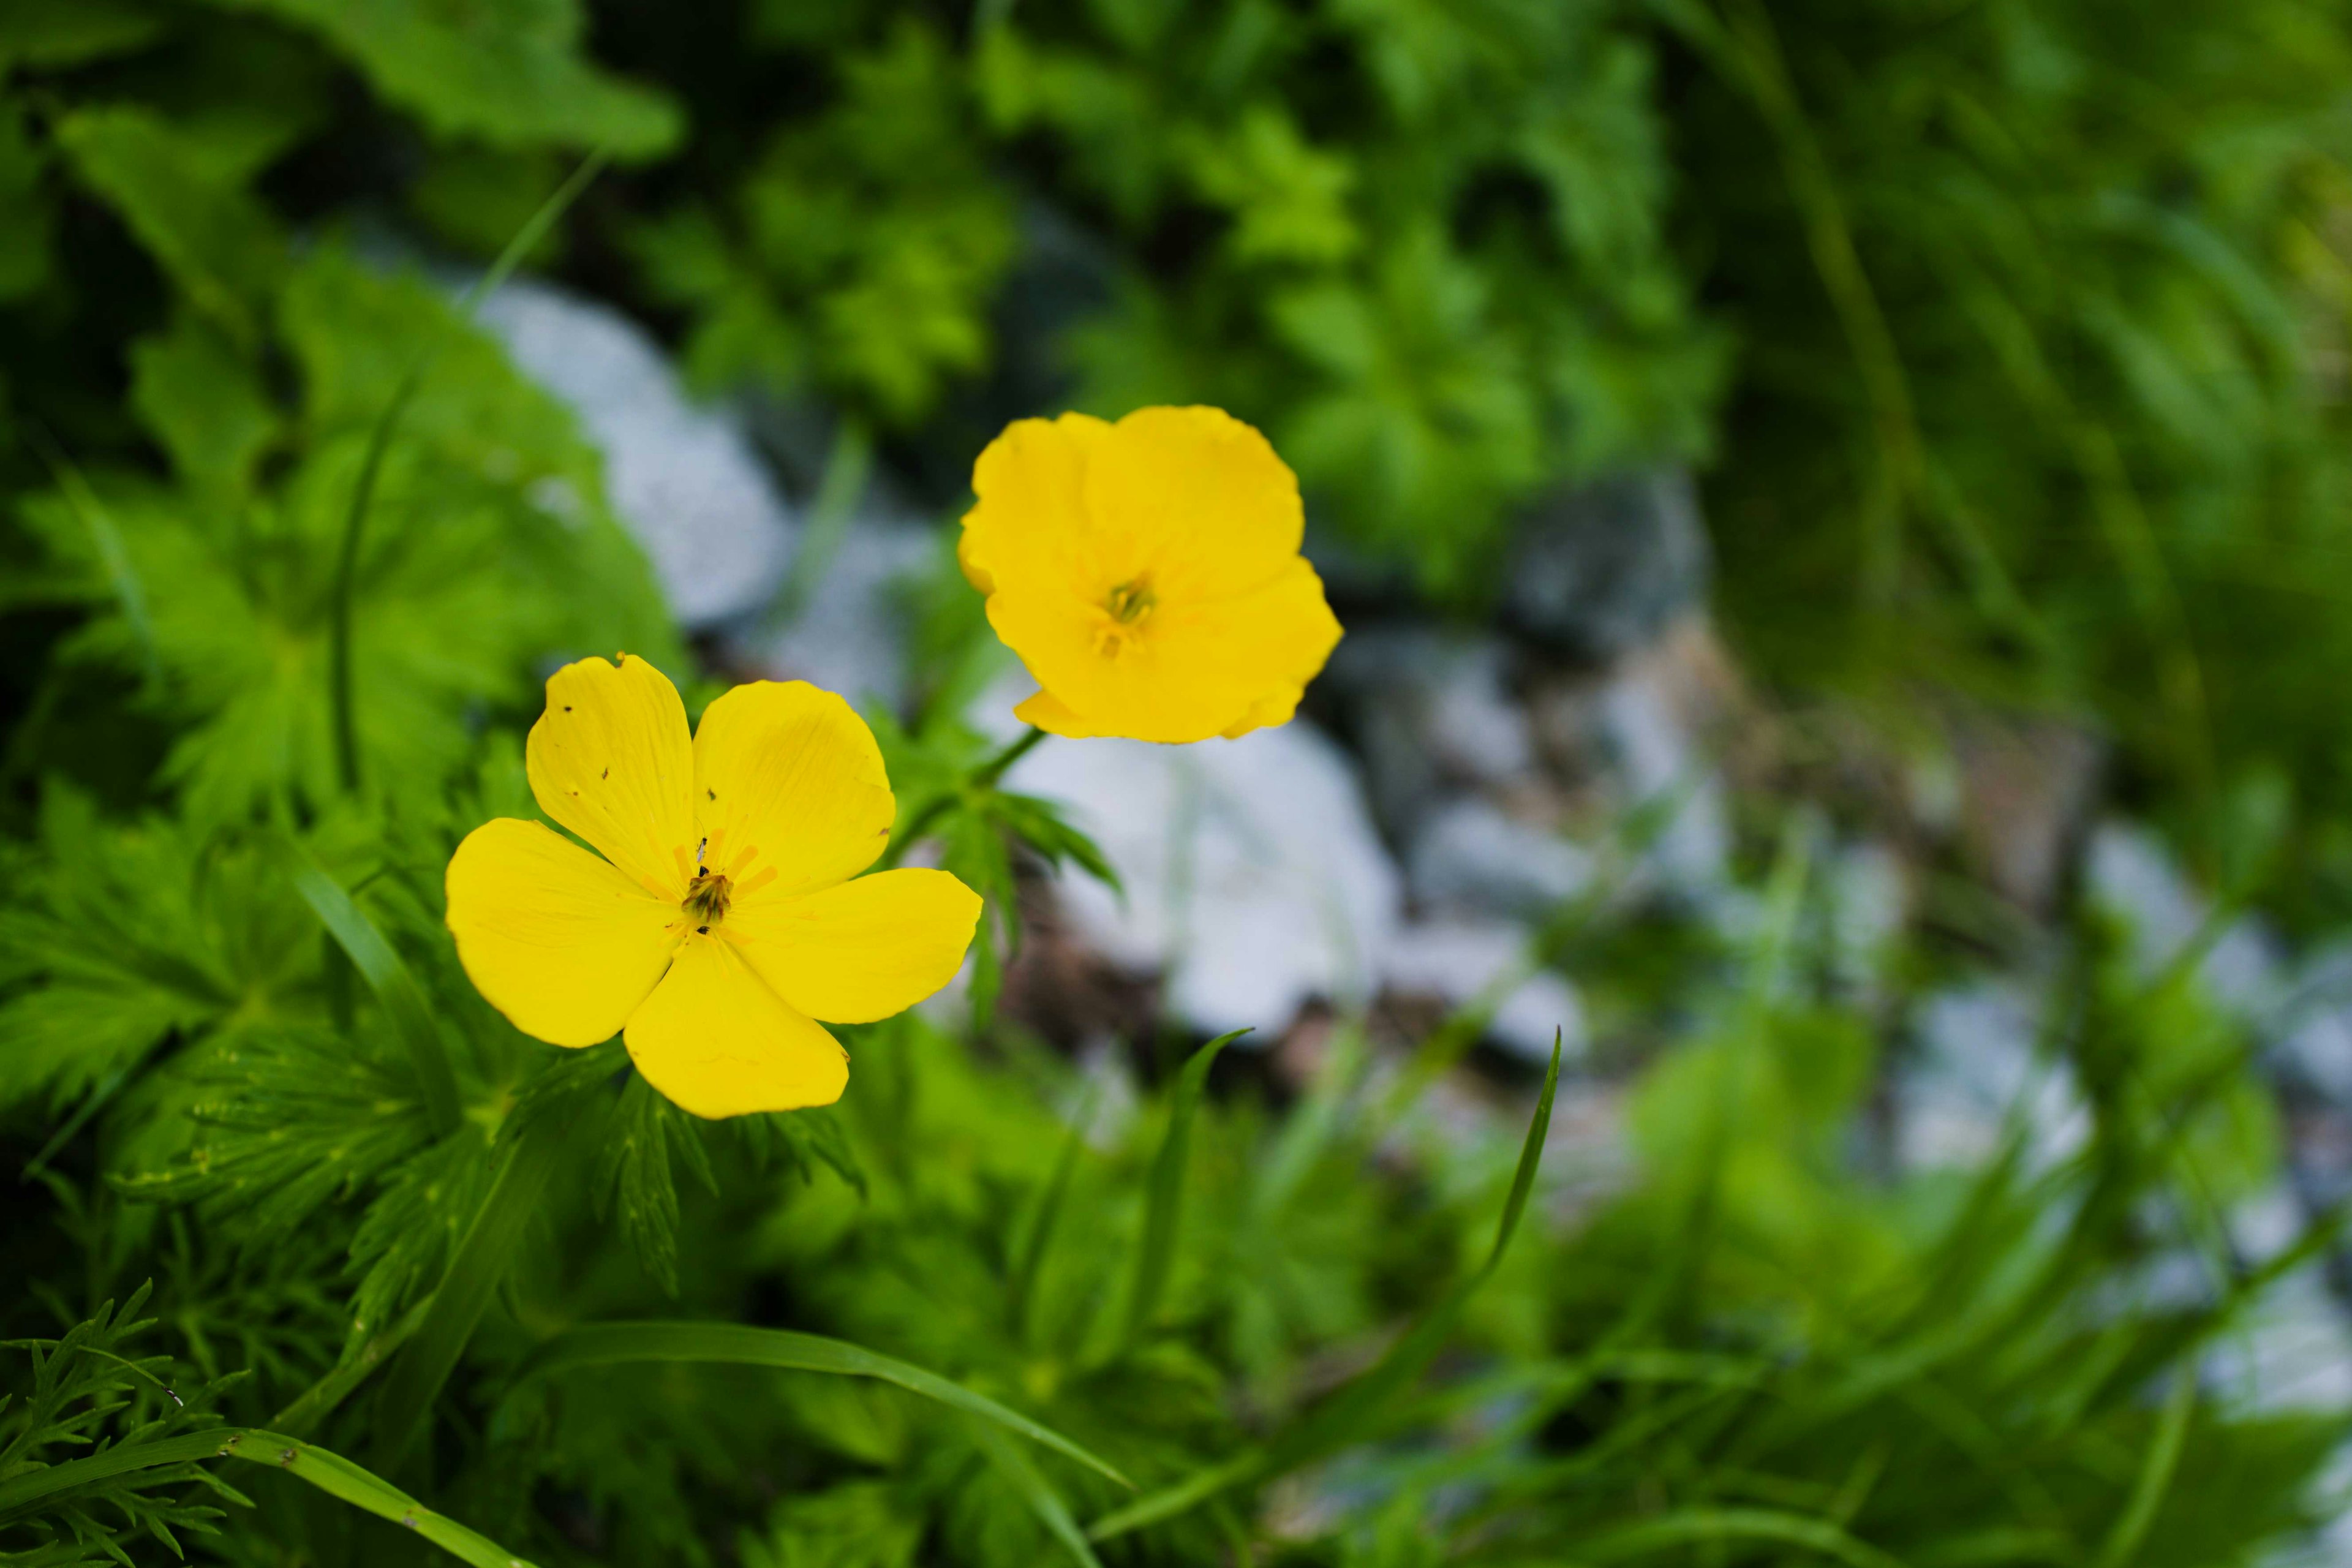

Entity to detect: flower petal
[526,654,696,900]
[692,680,895,900]
[622,937,848,1117]
[1084,406,1305,601]
[960,412,1112,597]
[445,818,680,1047]
[728,868,982,1024]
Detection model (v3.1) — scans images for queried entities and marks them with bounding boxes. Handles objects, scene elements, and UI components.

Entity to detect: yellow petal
[960,412,1112,597]
[1084,406,1306,601]
[1219,684,1305,739]
[526,654,696,900]
[1011,688,1105,738]
[445,818,680,1047]
[622,936,848,1117]
[728,868,981,1023]
[691,680,894,900]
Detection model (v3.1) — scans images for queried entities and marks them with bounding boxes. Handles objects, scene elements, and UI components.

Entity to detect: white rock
[472,279,794,627]
[1324,628,1537,834]
[1894,982,2090,1173]
[1381,916,1586,1063]
[991,691,1401,1040]
[1407,797,1596,921]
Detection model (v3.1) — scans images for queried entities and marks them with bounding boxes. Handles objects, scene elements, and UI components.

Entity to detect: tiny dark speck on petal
[707,788,717,800]
[601,767,609,778]
[697,925,709,933]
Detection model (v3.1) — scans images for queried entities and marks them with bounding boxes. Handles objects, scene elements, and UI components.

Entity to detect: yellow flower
[959,405,1343,743]
[444,655,981,1118]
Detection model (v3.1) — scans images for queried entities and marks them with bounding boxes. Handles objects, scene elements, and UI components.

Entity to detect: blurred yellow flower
[959,405,1343,743]
[444,655,979,1118]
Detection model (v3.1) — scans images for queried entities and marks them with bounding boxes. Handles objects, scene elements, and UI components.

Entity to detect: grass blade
[285,842,461,1137]
[2095,1365,2196,1568]
[513,1321,1129,1488]
[1090,1032,1562,1542]
[221,1430,539,1567]
[1121,1028,1250,1351]
[964,1412,1104,1568]
[371,1098,585,1472]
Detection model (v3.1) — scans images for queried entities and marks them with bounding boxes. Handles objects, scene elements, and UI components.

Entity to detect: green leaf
[285,842,461,1138]
[53,105,285,346]
[513,1322,1131,1488]
[593,1074,714,1298]
[128,312,279,494]
[198,0,680,157]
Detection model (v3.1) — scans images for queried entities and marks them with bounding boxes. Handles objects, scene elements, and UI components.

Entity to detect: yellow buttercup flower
[444,655,980,1118]
[959,405,1343,744]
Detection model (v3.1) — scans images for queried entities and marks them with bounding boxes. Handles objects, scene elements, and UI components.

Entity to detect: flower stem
[881,725,1047,867]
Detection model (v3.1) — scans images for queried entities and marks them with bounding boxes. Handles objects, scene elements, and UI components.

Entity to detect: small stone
[1406,798,1595,921]
[990,683,1400,1040]
[1501,468,1711,662]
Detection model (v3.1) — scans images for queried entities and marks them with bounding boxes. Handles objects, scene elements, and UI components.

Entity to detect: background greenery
[4,0,2352,1564]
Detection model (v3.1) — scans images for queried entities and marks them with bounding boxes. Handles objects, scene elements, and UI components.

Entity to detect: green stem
[881,725,1048,867]
[329,148,610,794]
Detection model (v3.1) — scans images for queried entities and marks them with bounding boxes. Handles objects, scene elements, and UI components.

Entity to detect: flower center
[1104,576,1155,625]
[682,870,733,930]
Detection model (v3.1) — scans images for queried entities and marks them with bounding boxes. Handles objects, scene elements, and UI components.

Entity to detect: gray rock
[1381,916,1586,1063]
[986,685,1401,1040]
[1321,627,1537,837]
[472,279,795,627]
[1407,797,1595,921]
[1502,469,1710,662]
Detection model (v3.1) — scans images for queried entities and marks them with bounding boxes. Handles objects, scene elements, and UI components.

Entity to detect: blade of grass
[2095,1365,2196,1568]
[964,1412,1104,1568]
[328,148,609,793]
[513,1321,1129,1488]
[1012,1090,1095,1346]
[218,1431,541,1568]
[285,843,461,1138]
[371,1095,588,1473]
[1090,1032,1562,1542]
[1119,1028,1250,1352]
